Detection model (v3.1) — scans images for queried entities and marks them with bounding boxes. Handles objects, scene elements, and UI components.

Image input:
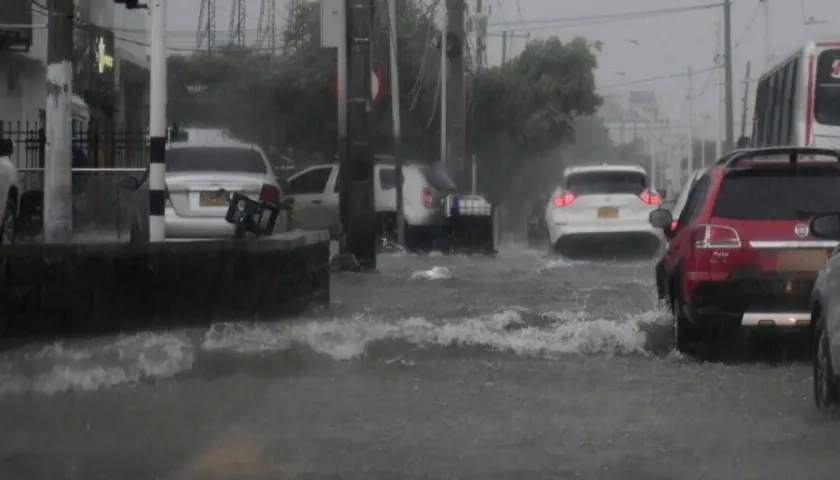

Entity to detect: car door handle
[311,200,323,204]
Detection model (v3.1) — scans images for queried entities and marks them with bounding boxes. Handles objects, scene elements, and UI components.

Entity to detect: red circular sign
[330,67,384,103]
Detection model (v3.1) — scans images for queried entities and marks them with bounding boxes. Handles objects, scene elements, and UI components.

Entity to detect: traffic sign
[331,67,384,104]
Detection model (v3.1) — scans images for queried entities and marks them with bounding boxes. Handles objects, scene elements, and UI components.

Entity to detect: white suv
[544,164,665,257]
[0,139,20,245]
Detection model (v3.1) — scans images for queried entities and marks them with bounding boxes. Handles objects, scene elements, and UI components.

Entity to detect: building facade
[0,0,149,170]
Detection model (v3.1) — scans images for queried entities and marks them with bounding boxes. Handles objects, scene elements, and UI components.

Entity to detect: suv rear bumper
[686,274,817,331]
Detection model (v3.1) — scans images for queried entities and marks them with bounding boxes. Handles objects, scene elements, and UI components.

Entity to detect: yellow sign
[96,37,114,74]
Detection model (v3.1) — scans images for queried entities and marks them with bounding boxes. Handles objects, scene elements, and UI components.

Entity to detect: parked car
[655,168,707,301]
[124,129,283,242]
[0,139,20,245]
[649,146,840,356]
[807,211,840,411]
[283,160,459,251]
[543,164,664,257]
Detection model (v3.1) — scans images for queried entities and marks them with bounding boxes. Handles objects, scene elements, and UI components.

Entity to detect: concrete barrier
[0,230,330,345]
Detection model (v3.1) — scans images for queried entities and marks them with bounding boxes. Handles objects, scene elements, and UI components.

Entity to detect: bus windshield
[815,49,840,126]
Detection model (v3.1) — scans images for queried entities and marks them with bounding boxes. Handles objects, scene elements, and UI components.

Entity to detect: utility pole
[43,0,75,243]
[687,66,694,177]
[715,21,722,160]
[740,61,751,139]
[341,0,376,269]
[501,30,507,64]
[474,0,486,68]
[723,0,735,151]
[149,0,168,242]
[386,0,404,246]
[446,0,467,176]
[440,9,447,164]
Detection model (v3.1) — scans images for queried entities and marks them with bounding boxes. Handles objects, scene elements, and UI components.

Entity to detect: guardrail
[15,167,148,241]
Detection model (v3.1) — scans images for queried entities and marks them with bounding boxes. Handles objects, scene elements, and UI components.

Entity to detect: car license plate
[598,207,619,219]
[776,249,828,272]
[200,191,229,207]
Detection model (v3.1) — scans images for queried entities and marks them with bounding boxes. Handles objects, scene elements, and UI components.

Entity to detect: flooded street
[1,247,837,479]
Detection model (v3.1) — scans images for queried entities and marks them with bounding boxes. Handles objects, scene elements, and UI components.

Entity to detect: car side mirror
[118,176,141,190]
[649,208,673,230]
[809,212,840,240]
[0,139,13,157]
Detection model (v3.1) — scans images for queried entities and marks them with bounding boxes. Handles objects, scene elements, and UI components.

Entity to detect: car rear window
[418,165,457,192]
[565,171,648,195]
[166,147,267,174]
[712,168,840,220]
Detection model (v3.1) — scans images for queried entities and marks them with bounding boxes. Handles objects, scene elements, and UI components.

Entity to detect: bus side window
[778,61,793,146]
[756,78,768,146]
[786,57,799,145]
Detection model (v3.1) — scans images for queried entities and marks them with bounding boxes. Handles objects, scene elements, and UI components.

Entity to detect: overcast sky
[162,0,840,140]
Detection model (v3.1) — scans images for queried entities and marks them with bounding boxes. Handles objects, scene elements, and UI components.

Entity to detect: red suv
[649,147,840,354]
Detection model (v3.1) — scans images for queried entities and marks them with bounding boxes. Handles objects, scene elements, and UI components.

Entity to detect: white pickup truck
[0,139,20,245]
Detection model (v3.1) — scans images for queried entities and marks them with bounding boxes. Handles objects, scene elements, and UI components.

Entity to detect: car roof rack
[715,146,840,170]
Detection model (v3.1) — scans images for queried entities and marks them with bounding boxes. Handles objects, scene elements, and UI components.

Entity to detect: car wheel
[671,284,695,354]
[814,314,839,411]
[0,196,16,245]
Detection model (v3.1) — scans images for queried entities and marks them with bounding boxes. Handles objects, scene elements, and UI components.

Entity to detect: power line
[734,0,762,49]
[489,2,722,28]
[598,66,718,90]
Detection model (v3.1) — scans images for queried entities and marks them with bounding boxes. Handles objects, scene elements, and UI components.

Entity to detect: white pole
[471,153,477,194]
[43,0,74,243]
[687,66,694,178]
[149,0,168,242]
[440,10,447,165]
[649,124,656,189]
[386,0,404,245]
[715,21,723,158]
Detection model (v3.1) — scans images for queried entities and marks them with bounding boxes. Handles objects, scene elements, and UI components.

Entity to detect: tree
[166,0,603,202]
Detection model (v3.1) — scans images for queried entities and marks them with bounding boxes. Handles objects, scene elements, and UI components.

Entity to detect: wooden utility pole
[723,0,735,151]
[446,0,467,175]
[740,61,751,139]
[43,0,75,243]
[341,0,377,269]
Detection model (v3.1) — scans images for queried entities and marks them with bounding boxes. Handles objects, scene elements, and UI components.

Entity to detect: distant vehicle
[283,161,459,251]
[124,128,282,242]
[751,39,840,149]
[649,146,840,356]
[0,139,20,245]
[807,211,840,411]
[543,164,664,257]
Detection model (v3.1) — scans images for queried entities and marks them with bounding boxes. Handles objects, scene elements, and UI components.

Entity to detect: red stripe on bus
[805,54,816,146]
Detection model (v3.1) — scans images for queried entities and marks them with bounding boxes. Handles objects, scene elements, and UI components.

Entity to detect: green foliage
[166,0,605,201]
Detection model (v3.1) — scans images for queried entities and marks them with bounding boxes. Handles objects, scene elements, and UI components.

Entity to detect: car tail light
[553,192,575,207]
[693,224,741,249]
[421,187,432,208]
[639,189,661,205]
[259,184,280,205]
[670,219,678,231]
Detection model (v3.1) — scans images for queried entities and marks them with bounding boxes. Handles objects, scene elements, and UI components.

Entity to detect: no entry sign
[331,67,384,103]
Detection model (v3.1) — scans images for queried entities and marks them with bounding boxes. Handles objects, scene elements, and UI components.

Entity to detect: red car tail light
[553,192,575,207]
[670,219,678,231]
[421,187,432,208]
[639,188,661,205]
[259,184,280,205]
[693,224,741,249]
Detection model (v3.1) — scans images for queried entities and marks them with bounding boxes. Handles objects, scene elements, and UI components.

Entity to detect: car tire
[671,282,695,355]
[0,196,16,246]
[814,313,839,411]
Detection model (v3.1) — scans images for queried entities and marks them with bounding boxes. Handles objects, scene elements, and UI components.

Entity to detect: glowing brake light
[693,224,741,249]
[421,187,432,208]
[553,192,575,207]
[259,184,280,205]
[639,189,661,205]
[670,219,678,231]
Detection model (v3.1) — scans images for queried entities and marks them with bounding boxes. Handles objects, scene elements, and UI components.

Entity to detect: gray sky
[165,0,840,140]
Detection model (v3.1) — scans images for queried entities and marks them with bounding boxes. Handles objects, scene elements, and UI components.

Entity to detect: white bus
[751,40,840,148]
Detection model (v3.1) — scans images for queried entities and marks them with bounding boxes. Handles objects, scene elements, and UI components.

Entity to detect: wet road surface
[0,247,837,479]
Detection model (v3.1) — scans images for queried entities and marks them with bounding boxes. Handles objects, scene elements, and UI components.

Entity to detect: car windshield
[565,170,648,195]
[166,147,267,174]
[713,167,840,220]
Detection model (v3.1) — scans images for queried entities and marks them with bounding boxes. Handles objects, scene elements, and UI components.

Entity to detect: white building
[0,0,149,167]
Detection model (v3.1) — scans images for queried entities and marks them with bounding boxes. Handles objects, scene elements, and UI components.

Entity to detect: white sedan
[544,164,665,257]
[0,139,20,245]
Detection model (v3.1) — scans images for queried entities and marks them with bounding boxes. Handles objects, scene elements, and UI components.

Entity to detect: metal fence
[0,120,149,191]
